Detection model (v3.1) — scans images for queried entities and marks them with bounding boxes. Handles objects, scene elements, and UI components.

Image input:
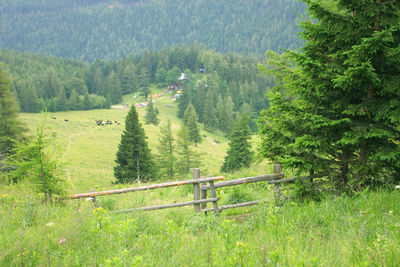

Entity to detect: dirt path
[63,132,86,190]
[209,140,218,146]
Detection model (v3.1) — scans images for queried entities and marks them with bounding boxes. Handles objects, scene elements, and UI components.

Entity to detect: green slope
[0,0,305,61]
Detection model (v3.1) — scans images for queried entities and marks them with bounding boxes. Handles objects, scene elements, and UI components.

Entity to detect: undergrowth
[1,189,399,266]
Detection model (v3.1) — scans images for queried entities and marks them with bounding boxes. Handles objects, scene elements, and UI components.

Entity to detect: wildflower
[46,222,55,227]
[236,241,246,247]
[93,207,106,214]
[59,238,67,244]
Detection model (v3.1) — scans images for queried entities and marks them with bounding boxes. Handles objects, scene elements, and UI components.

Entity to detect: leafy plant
[8,114,65,202]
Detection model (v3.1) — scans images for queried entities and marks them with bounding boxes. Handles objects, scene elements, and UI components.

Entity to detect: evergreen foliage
[7,117,64,202]
[114,106,155,183]
[144,96,159,126]
[0,0,305,61]
[156,119,175,178]
[0,63,25,154]
[183,103,202,146]
[0,46,274,133]
[175,124,202,176]
[258,0,400,189]
[221,114,253,172]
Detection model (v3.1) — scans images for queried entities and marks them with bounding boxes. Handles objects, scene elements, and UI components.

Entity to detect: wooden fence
[67,164,324,214]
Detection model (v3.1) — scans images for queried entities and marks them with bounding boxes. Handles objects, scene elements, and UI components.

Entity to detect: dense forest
[0,0,305,61]
[0,45,273,133]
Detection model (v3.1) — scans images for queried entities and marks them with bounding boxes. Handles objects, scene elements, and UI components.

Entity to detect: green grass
[0,190,399,266]
[1,90,399,265]
[13,90,236,192]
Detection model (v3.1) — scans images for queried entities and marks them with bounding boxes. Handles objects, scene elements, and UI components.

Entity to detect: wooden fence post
[193,168,201,213]
[209,181,220,215]
[200,175,209,210]
[273,164,282,199]
[90,189,99,208]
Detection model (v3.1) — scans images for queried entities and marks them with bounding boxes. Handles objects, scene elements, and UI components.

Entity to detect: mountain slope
[0,0,305,61]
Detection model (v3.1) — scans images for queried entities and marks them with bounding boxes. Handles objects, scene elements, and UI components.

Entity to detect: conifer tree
[156,119,175,178]
[19,85,40,113]
[221,114,253,172]
[56,87,68,111]
[203,85,218,132]
[83,92,92,110]
[69,89,82,110]
[220,96,235,135]
[176,124,202,176]
[183,103,202,146]
[120,65,138,94]
[144,96,159,125]
[8,117,64,201]
[0,63,26,154]
[259,0,400,188]
[106,71,122,104]
[114,106,155,183]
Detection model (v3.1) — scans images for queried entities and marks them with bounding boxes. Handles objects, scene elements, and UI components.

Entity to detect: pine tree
[144,96,159,125]
[56,87,69,111]
[156,119,175,178]
[114,106,155,183]
[69,89,83,110]
[106,71,122,105]
[221,114,253,172]
[220,96,235,135]
[83,92,92,110]
[203,84,219,132]
[19,85,40,113]
[183,103,202,146]
[177,82,192,118]
[8,117,64,201]
[120,65,138,94]
[258,0,400,188]
[176,124,202,176]
[0,63,26,154]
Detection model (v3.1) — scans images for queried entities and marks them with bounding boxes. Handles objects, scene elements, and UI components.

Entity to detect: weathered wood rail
[69,176,224,199]
[67,164,325,215]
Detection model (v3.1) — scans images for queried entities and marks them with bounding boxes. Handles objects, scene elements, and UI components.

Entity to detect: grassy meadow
[1,89,399,266]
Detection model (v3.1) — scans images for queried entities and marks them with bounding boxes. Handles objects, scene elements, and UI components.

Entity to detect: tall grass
[1,189,399,266]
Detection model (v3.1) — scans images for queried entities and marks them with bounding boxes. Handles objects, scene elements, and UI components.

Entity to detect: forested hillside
[0,45,273,133]
[0,0,305,61]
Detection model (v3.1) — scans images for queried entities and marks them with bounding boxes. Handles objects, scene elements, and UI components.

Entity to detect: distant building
[178,73,186,80]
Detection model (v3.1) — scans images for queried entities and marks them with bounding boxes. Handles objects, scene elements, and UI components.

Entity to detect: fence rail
[112,198,219,213]
[69,176,225,199]
[67,165,326,214]
[200,173,284,190]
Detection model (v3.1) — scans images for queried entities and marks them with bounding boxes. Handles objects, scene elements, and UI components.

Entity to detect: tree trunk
[341,150,349,188]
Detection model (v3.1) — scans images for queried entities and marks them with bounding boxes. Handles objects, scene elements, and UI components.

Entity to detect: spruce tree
[203,86,218,132]
[56,87,69,111]
[144,96,159,125]
[156,119,175,178]
[176,124,202,176]
[8,117,64,201]
[120,65,138,94]
[0,63,26,154]
[106,71,122,104]
[114,106,155,183]
[221,114,253,172]
[259,0,400,188]
[69,89,82,110]
[183,103,202,146]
